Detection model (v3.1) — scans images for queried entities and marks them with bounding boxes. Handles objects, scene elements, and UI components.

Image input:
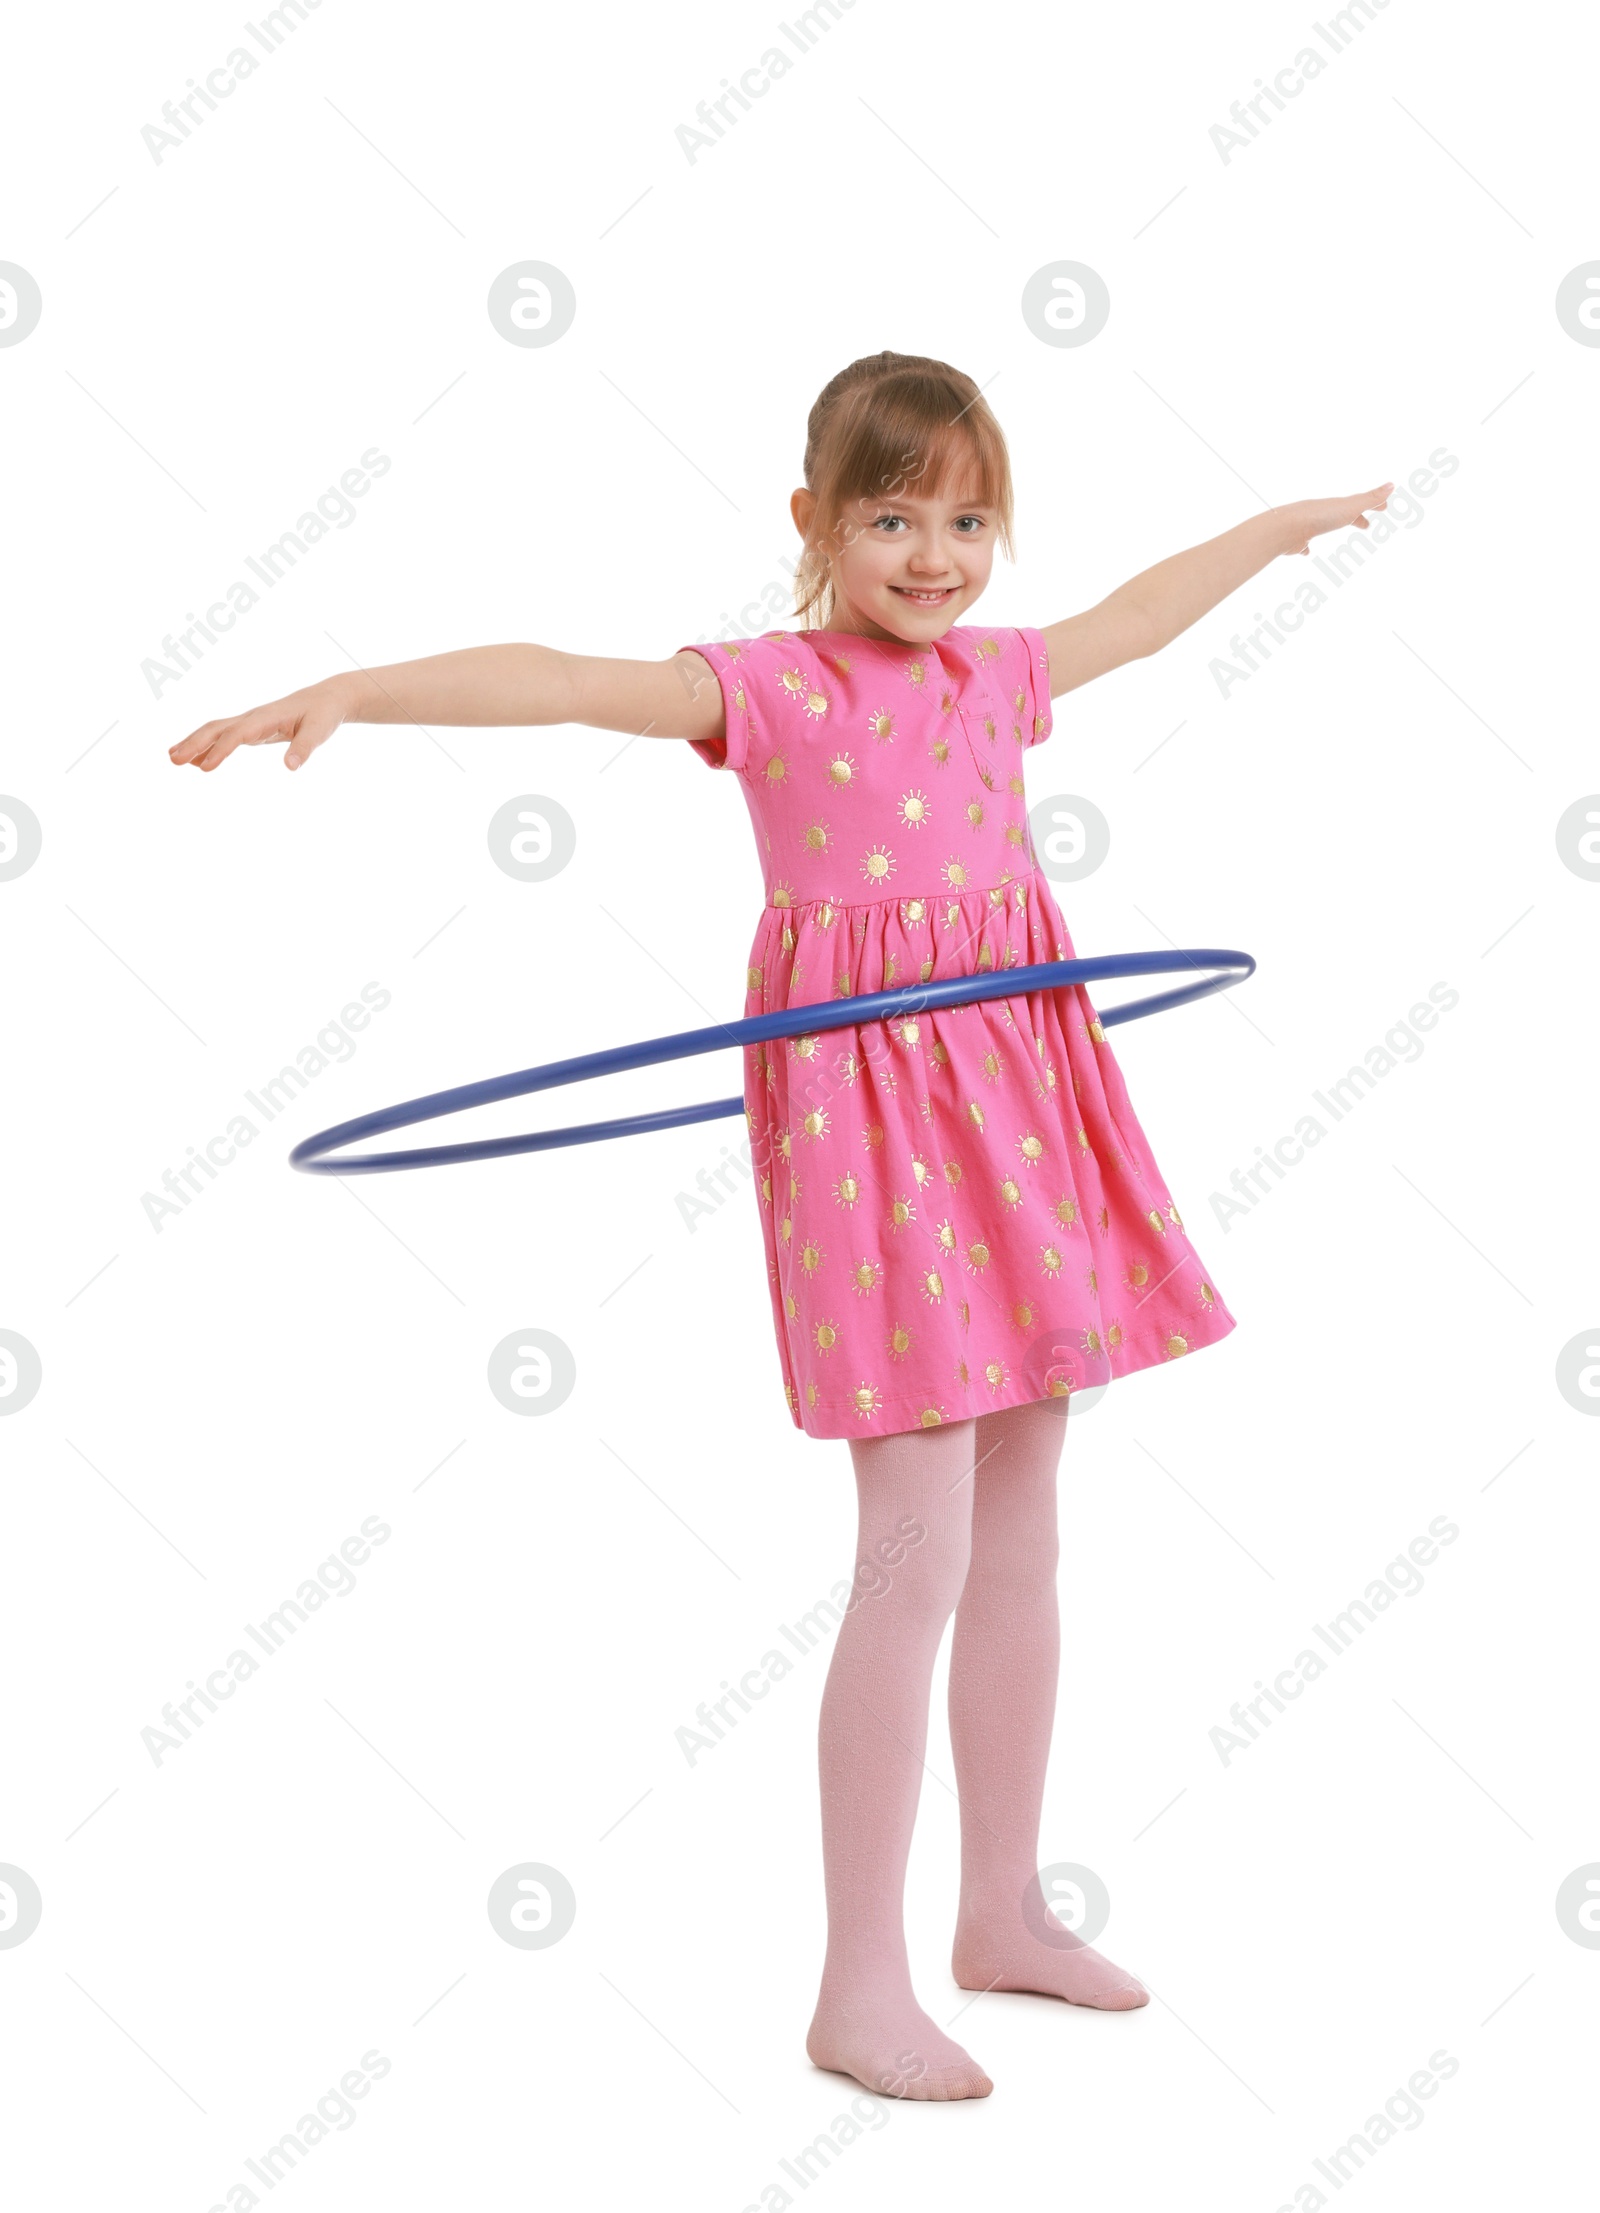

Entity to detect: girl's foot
[951,1910,1149,2010]
[806,1993,993,2100]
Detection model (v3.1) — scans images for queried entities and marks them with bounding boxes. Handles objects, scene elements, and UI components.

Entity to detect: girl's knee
[849,1507,971,1624]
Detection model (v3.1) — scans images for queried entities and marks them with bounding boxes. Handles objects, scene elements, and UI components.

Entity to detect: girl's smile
[790,476,998,643]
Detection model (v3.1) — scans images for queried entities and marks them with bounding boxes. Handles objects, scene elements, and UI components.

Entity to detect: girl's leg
[948,1397,1148,2008]
[806,1417,993,2101]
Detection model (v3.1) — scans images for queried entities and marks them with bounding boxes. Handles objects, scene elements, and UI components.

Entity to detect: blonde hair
[792,351,1015,630]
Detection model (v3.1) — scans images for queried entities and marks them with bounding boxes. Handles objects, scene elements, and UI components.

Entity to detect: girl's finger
[283,706,343,770]
[194,728,253,772]
[170,720,230,764]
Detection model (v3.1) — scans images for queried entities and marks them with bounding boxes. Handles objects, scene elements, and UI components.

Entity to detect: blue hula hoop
[289,947,1254,1177]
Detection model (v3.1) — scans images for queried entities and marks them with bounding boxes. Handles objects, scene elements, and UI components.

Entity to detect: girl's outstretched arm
[1038,483,1394,698]
[167,643,726,772]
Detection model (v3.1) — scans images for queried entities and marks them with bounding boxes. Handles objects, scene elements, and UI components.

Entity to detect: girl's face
[791,477,998,642]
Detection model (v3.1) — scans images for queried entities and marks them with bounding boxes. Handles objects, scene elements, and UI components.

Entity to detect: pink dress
[680,623,1237,1440]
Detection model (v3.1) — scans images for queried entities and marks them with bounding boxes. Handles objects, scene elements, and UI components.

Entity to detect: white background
[2,0,1596,2204]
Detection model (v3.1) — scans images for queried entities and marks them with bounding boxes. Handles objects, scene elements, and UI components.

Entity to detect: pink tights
[805,1400,1147,2102]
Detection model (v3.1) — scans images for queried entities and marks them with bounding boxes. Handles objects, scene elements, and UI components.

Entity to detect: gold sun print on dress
[851,1382,883,1421]
[867,709,897,743]
[832,1170,862,1209]
[898,790,931,830]
[827,751,857,787]
[860,845,897,886]
[887,1322,914,1362]
[802,820,831,853]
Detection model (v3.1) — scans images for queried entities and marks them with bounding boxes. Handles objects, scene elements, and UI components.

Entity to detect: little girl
[172,351,1390,2103]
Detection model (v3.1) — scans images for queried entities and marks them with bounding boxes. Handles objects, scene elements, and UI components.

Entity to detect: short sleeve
[676,639,751,773]
[1017,626,1054,747]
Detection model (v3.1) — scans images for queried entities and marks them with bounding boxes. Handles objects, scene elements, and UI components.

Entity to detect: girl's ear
[790,486,815,538]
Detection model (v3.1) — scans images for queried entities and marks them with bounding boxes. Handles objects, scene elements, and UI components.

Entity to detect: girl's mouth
[891,586,958,606]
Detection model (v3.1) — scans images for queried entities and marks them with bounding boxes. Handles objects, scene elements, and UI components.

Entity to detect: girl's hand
[1276,484,1395,555]
[168,677,357,773]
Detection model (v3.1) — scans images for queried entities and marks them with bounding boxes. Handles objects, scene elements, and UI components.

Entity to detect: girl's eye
[872,515,907,532]
[953,516,987,533]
